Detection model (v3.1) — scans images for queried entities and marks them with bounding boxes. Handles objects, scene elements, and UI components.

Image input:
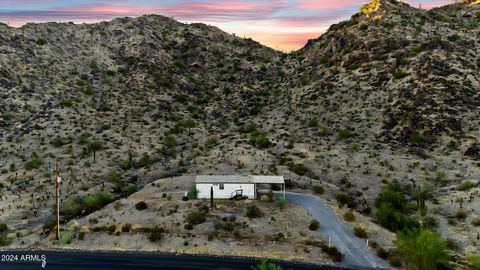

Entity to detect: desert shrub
[338,128,354,139]
[394,229,450,270]
[25,157,43,170]
[353,227,368,238]
[472,218,480,227]
[456,209,467,219]
[376,247,389,259]
[106,225,116,234]
[135,201,148,210]
[251,261,283,270]
[313,185,324,194]
[336,193,356,208]
[458,180,476,191]
[0,224,8,233]
[244,122,257,133]
[78,231,85,240]
[277,198,287,209]
[375,188,408,213]
[121,223,132,232]
[246,205,262,218]
[394,69,409,80]
[252,133,271,148]
[148,227,164,242]
[60,99,73,107]
[36,37,47,46]
[51,136,66,147]
[376,203,419,232]
[321,244,343,262]
[343,210,356,222]
[42,220,56,234]
[290,163,307,175]
[83,192,112,213]
[60,232,73,245]
[186,211,207,225]
[467,254,480,270]
[186,186,198,199]
[307,118,318,128]
[410,131,425,143]
[0,234,10,246]
[309,220,320,231]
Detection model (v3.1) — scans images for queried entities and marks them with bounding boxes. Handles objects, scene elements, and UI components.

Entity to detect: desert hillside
[1,0,479,268]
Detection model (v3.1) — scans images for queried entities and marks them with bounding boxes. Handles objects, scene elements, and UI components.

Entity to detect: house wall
[196,183,255,199]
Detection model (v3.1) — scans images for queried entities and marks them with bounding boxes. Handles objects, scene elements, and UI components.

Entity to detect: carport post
[283,183,285,199]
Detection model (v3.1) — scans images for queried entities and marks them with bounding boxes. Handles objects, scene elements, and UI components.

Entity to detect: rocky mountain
[0,0,479,265]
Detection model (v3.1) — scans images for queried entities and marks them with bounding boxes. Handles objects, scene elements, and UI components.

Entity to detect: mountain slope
[0,0,479,265]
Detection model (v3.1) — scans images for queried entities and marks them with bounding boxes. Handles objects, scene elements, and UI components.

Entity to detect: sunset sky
[0,0,451,51]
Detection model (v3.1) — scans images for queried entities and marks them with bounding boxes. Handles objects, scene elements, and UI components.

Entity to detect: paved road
[284,193,390,269]
[0,250,381,270]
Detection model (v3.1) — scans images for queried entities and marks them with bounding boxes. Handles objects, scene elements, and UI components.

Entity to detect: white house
[195,175,285,200]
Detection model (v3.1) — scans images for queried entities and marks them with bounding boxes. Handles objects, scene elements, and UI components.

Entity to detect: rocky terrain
[1,0,480,268]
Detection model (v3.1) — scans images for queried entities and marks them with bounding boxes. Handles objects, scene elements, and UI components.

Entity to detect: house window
[219,183,224,190]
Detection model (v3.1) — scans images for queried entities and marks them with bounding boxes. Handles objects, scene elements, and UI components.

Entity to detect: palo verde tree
[394,229,450,270]
[87,140,103,162]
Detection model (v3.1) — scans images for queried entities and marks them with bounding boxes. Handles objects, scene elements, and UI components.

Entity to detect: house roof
[195,175,284,184]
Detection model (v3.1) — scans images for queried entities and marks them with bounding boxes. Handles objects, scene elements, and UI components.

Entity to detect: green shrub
[81,192,113,214]
[395,229,450,270]
[25,157,43,170]
[135,201,148,210]
[246,205,262,218]
[313,185,324,194]
[290,163,307,175]
[309,220,320,230]
[338,128,354,139]
[36,37,48,46]
[376,203,419,232]
[148,226,164,242]
[186,211,207,225]
[467,254,480,270]
[60,99,73,107]
[60,232,73,245]
[394,69,409,80]
[0,234,10,246]
[456,209,467,219]
[252,133,271,148]
[472,218,480,227]
[353,226,368,238]
[277,198,287,209]
[78,231,85,240]
[410,131,425,143]
[0,224,7,233]
[343,211,355,222]
[458,180,476,191]
[251,261,283,270]
[51,136,66,147]
[244,122,257,133]
[187,186,198,199]
[307,118,318,128]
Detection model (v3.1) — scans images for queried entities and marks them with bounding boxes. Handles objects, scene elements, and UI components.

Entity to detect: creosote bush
[309,219,320,231]
[246,205,262,218]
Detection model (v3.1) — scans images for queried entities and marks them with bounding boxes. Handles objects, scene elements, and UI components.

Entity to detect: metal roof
[195,175,284,184]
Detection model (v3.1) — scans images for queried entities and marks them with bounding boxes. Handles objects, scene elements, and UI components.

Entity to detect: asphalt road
[0,250,382,270]
[284,193,390,269]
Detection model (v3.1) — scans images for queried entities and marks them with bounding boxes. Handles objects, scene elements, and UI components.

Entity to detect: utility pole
[55,161,61,240]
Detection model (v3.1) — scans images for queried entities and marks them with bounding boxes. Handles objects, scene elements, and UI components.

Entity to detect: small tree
[87,140,103,162]
[251,261,283,270]
[187,186,198,199]
[394,229,450,270]
[309,220,320,230]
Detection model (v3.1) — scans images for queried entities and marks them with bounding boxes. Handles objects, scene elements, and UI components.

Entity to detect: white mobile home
[195,175,285,200]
